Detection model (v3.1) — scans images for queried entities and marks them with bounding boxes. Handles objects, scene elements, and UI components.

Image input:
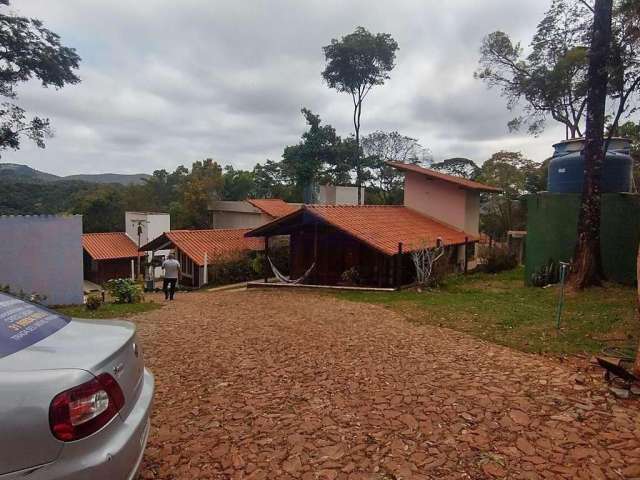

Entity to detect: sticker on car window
[0,293,70,359]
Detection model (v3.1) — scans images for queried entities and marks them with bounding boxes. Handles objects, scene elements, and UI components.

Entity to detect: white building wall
[317,185,364,205]
[125,212,171,279]
[0,215,83,305]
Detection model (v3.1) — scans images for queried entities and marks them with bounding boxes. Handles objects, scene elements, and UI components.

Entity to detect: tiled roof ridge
[168,228,252,234]
[306,204,403,208]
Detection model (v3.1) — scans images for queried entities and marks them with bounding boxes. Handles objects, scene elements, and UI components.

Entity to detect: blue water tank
[547,138,633,193]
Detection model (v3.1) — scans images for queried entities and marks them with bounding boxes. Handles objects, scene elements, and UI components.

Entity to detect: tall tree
[361,130,429,204]
[569,0,614,289]
[476,0,640,140]
[0,1,81,154]
[476,0,591,138]
[322,27,399,204]
[430,158,480,179]
[280,108,351,203]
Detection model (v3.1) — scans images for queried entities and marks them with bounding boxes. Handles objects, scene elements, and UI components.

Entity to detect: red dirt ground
[133,290,640,479]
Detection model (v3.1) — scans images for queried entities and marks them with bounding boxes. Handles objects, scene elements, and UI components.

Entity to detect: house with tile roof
[208,198,300,229]
[82,232,141,285]
[139,229,264,287]
[246,163,501,288]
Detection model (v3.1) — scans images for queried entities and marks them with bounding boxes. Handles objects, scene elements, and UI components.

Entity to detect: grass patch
[337,267,639,355]
[55,302,162,319]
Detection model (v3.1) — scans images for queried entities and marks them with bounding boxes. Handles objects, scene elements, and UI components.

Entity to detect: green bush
[85,294,102,310]
[104,278,144,304]
[478,245,518,274]
[208,252,263,286]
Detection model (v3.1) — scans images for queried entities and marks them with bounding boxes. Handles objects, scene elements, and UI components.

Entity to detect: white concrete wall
[211,210,267,229]
[125,211,170,246]
[125,212,170,280]
[0,215,83,305]
[317,185,364,205]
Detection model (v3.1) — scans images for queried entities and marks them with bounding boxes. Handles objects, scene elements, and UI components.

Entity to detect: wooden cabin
[245,163,501,288]
[82,232,140,285]
[246,205,476,288]
[139,229,263,288]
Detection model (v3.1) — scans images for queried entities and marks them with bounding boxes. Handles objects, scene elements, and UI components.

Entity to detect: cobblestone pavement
[134,290,640,479]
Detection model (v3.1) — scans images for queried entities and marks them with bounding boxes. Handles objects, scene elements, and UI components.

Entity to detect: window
[0,293,69,359]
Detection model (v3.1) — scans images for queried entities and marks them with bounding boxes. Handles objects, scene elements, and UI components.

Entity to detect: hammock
[267,256,315,284]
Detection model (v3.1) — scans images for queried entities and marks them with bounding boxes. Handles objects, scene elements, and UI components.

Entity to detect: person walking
[161,253,181,300]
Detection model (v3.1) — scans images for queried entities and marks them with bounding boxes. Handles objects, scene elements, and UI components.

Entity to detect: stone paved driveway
[134,290,640,479]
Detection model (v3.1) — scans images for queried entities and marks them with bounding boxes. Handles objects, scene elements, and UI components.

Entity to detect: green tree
[0,1,81,154]
[177,159,224,229]
[478,151,539,238]
[322,27,399,204]
[141,167,188,211]
[477,0,640,140]
[361,130,429,204]
[222,165,255,200]
[475,0,591,138]
[430,158,480,179]
[72,186,125,233]
[280,108,348,202]
[252,159,294,200]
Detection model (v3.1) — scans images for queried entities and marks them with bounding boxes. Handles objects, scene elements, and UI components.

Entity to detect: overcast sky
[3,0,564,176]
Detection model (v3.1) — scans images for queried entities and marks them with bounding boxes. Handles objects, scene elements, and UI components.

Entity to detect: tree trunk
[568,0,612,290]
[634,241,640,377]
[354,99,363,205]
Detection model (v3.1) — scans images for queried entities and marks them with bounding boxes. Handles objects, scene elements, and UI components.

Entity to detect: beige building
[209,199,299,229]
[388,161,501,269]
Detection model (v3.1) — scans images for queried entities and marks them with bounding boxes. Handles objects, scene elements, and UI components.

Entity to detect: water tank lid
[552,137,631,156]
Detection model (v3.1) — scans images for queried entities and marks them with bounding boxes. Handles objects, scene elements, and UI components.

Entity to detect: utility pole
[131,219,148,280]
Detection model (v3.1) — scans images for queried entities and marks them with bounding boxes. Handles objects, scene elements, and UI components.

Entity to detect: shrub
[478,245,518,274]
[208,252,263,286]
[85,294,102,310]
[104,278,144,304]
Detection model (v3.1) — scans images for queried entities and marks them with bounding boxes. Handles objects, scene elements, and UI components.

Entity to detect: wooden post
[464,236,469,274]
[264,236,270,283]
[203,252,208,286]
[396,242,403,290]
[313,223,318,284]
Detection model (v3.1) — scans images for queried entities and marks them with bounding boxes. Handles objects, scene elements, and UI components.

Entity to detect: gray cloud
[3,0,560,176]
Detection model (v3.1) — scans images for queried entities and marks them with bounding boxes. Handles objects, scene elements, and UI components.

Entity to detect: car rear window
[0,292,70,359]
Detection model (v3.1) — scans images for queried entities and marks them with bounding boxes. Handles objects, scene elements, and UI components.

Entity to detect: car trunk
[11,319,146,419]
[0,318,146,474]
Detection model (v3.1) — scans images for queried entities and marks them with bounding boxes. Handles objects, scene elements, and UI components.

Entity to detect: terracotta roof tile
[247,198,300,218]
[247,205,475,256]
[387,161,502,193]
[82,232,141,260]
[162,229,263,266]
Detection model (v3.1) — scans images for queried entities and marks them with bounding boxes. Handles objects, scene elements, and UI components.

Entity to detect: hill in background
[0,163,150,185]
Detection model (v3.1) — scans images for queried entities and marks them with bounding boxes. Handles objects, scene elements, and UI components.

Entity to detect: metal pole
[556,262,569,330]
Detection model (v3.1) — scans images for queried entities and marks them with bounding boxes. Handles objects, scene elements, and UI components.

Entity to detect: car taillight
[49,373,125,441]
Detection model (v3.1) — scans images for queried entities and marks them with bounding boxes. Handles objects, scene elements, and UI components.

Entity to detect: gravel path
[133,290,639,479]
